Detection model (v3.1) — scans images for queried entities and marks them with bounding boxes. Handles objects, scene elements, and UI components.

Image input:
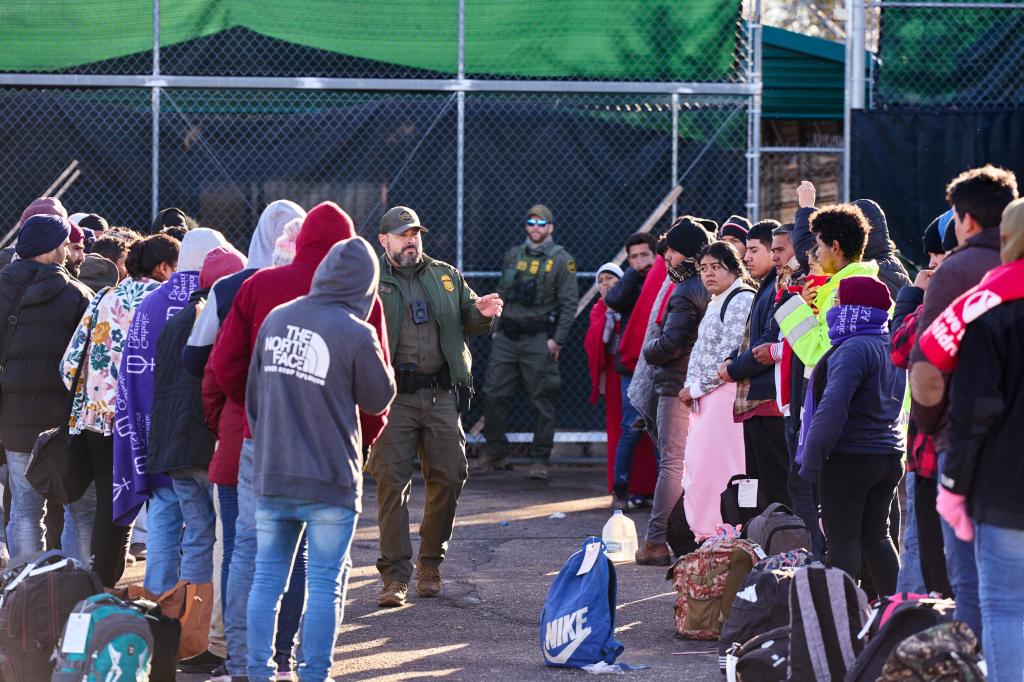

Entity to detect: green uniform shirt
[496,239,579,346]
[394,261,445,374]
[378,253,493,385]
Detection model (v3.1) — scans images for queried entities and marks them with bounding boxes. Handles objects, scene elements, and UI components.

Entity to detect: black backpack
[720,474,768,527]
[845,597,955,682]
[0,550,103,682]
[727,626,790,682]
[719,567,795,672]
[667,492,698,559]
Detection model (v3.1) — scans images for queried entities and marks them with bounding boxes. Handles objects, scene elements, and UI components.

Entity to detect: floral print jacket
[61,277,161,435]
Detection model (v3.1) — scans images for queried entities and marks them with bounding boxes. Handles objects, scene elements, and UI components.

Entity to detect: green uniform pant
[367,388,468,585]
[483,330,561,461]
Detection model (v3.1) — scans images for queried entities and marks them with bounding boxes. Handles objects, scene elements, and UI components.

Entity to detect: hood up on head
[309,236,379,320]
[248,200,306,268]
[200,245,248,288]
[851,198,892,259]
[272,217,304,266]
[78,253,120,291]
[1000,197,1024,263]
[294,201,355,265]
[179,227,231,272]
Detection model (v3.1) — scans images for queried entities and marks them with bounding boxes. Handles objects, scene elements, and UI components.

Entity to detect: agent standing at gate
[478,204,579,480]
[370,206,502,608]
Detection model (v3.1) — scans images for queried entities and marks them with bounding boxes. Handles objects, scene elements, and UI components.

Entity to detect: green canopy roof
[762,25,845,120]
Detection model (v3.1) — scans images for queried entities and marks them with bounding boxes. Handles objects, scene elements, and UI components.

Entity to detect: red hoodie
[209,201,390,441]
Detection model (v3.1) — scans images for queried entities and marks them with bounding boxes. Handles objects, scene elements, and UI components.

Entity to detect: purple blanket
[112,271,200,525]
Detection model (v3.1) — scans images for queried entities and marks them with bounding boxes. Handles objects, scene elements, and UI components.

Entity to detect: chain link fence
[0,1,757,444]
[871,1,1024,109]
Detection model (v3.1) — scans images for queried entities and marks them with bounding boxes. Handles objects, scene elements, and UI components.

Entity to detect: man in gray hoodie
[244,236,395,681]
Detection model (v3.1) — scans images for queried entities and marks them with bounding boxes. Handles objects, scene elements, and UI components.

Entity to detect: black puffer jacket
[852,199,912,299]
[147,289,216,474]
[0,259,92,451]
[642,273,710,396]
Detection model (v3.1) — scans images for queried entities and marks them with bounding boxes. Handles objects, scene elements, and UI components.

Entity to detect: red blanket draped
[617,256,667,372]
[586,297,658,495]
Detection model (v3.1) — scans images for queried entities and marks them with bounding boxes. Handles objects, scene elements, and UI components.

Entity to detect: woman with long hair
[679,241,755,540]
[62,233,179,586]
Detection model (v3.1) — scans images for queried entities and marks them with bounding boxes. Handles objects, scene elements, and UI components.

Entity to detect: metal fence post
[746,0,763,221]
[151,0,160,221]
[671,92,678,221]
[455,0,466,271]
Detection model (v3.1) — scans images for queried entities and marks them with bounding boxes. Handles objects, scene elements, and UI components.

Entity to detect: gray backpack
[743,503,811,557]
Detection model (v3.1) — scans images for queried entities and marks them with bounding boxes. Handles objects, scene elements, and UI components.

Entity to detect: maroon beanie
[19,197,67,227]
[838,276,891,311]
[69,221,85,245]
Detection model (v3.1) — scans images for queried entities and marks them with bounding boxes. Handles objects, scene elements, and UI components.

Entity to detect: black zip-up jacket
[943,298,1024,531]
[0,260,92,451]
[727,269,779,401]
[148,289,216,473]
[642,274,709,396]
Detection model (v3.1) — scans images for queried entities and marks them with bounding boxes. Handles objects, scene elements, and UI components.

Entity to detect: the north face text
[263,324,331,385]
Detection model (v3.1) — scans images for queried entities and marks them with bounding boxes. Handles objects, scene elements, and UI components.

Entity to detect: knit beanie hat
[77,214,109,233]
[838,276,891,311]
[696,218,718,235]
[597,262,623,279]
[16,214,72,258]
[664,217,714,258]
[272,217,303,266]
[200,245,248,288]
[720,215,752,242]
[19,197,67,227]
[922,216,943,255]
[938,208,958,252]
[69,221,85,245]
[178,227,231,272]
[1000,197,1024,263]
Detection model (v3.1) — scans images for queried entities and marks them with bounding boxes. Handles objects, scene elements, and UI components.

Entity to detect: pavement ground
[126,465,722,681]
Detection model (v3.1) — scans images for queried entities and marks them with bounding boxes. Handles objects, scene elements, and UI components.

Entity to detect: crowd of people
[584,166,1023,681]
[0,163,1021,680]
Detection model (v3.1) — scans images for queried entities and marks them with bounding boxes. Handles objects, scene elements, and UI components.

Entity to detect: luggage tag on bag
[576,541,602,576]
[61,613,92,654]
[738,479,759,508]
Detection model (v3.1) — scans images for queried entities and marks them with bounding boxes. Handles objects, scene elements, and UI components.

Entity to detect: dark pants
[784,416,824,558]
[218,485,238,614]
[743,416,791,508]
[819,452,903,595]
[80,431,131,587]
[914,473,952,596]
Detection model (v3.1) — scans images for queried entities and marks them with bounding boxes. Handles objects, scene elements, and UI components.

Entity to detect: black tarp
[851,108,1024,264]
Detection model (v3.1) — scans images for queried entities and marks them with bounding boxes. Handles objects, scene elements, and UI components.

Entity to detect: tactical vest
[498,243,566,309]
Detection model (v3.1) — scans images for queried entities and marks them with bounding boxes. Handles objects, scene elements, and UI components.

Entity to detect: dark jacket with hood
[0,259,92,451]
[210,201,390,440]
[852,199,912,299]
[642,269,710,396]
[727,267,780,401]
[246,238,396,512]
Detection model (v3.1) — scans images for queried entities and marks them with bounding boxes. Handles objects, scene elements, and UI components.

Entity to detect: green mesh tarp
[0,0,741,81]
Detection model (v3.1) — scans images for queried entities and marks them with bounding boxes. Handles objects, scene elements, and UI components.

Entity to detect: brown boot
[635,541,671,566]
[378,581,409,607]
[415,564,442,597]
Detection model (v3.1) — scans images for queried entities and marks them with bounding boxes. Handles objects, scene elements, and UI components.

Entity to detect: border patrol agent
[370,206,502,608]
[478,204,579,480]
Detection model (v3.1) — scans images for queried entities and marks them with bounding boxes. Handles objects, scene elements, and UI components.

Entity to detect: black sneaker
[203,663,231,682]
[626,495,650,510]
[179,650,225,674]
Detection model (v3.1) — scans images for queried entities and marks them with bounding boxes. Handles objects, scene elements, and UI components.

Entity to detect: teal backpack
[52,593,154,681]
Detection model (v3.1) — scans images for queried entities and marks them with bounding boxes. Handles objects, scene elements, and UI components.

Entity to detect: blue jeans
[613,375,645,488]
[64,481,97,566]
[937,456,982,640]
[895,471,926,593]
[6,450,45,560]
[144,471,217,595]
[975,523,1024,682]
[217,485,238,614]
[247,496,357,681]
[144,485,182,594]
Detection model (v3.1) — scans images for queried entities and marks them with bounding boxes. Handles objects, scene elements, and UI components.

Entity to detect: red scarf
[919,259,1024,372]
[617,256,667,372]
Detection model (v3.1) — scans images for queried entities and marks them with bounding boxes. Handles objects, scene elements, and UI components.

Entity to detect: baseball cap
[526,204,554,224]
[380,206,429,235]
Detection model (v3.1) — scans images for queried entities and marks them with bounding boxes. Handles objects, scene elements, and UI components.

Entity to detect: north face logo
[543,607,592,665]
[264,325,331,385]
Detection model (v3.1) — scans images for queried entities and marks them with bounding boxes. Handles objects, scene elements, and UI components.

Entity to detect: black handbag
[720,473,768,528]
[26,289,108,504]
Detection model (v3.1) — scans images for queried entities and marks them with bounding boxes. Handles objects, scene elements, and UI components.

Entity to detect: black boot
[611,484,629,510]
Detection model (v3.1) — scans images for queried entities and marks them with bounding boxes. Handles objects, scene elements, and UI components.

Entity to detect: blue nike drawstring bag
[539,536,624,668]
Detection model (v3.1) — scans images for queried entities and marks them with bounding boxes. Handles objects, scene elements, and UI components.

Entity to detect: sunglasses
[526,218,549,227]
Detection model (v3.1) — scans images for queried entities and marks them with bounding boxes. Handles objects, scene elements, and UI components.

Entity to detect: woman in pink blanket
[678,241,755,540]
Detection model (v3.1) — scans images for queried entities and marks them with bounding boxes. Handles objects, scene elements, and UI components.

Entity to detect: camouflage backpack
[666,537,762,640]
[880,621,985,681]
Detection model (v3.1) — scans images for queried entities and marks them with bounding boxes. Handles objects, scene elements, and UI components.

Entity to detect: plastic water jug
[602,510,638,562]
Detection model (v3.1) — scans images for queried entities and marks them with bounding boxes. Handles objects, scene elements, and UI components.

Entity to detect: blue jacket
[727,268,779,401]
[799,333,906,480]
